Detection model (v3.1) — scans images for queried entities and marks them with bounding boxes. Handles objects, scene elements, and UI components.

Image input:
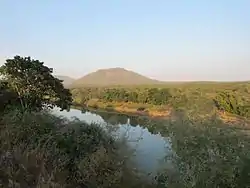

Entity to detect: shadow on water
[53,107,172,177]
[54,107,250,187]
[89,109,173,176]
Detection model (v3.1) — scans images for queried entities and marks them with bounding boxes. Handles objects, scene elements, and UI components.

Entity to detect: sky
[0,0,249,81]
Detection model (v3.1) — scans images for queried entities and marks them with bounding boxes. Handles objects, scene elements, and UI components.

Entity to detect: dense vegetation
[71,83,250,119]
[0,56,72,112]
[0,56,153,187]
[0,110,143,187]
[214,91,250,118]
[1,55,250,187]
[86,109,250,188]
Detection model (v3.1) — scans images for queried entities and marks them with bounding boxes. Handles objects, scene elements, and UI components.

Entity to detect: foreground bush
[154,117,250,188]
[0,110,152,188]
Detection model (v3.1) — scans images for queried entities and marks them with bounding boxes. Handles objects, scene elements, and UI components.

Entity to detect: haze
[0,0,249,81]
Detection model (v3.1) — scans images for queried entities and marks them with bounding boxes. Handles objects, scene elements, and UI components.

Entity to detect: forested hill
[70,68,164,87]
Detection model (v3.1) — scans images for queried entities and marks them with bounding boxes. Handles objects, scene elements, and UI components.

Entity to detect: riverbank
[58,106,250,188]
[0,109,156,188]
[76,100,172,118]
[73,100,250,128]
[218,111,250,127]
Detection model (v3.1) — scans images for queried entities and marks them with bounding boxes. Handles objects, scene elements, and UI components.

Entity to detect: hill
[55,75,75,87]
[71,68,163,87]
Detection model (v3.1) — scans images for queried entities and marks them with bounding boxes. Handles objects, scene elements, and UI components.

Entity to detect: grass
[85,99,171,118]
[0,109,155,188]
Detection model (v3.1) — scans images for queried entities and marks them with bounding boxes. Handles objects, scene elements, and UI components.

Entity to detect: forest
[71,83,250,119]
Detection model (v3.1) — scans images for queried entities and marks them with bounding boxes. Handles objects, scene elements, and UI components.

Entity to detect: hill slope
[55,75,75,87]
[71,68,163,87]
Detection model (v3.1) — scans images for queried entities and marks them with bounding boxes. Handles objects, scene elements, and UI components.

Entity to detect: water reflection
[52,107,172,174]
[53,107,250,187]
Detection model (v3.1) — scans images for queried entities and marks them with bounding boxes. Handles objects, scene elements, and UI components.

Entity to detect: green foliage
[0,110,152,188]
[82,109,250,188]
[155,118,250,188]
[214,91,250,118]
[0,56,72,111]
[147,88,171,105]
[72,87,172,105]
[71,82,250,119]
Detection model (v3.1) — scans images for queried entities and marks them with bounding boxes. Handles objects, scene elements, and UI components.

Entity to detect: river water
[52,107,250,186]
[52,107,172,175]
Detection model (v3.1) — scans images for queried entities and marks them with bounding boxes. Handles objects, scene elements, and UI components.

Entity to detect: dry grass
[86,100,172,118]
[218,111,250,127]
[0,109,155,188]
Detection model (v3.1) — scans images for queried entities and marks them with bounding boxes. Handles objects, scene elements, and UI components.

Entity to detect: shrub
[0,110,147,188]
[214,91,250,118]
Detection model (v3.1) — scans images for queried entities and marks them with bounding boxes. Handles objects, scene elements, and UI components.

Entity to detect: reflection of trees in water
[88,111,151,144]
[93,110,129,125]
[82,109,250,187]
[85,109,173,136]
[88,110,171,134]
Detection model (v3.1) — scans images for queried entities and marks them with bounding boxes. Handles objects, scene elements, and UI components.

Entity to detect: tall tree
[0,56,72,111]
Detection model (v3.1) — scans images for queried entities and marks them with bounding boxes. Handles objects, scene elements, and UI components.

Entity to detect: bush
[155,117,250,188]
[0,110,149,188]
[214,91,250,118]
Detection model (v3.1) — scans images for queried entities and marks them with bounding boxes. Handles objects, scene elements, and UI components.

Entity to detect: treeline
[101,88,172,105]
[71,85,250,118]
[72,87,187,106]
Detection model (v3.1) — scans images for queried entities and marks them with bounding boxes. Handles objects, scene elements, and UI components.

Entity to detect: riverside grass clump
[0,110,154,188]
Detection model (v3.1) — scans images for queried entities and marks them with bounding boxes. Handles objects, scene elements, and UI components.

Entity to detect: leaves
[0,56,72,111]
[214,91,250,117]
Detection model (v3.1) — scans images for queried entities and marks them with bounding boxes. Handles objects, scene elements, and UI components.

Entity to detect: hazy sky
[0,0,249,81]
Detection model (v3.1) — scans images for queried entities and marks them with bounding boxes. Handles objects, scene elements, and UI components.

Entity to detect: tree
[0,56,72,111]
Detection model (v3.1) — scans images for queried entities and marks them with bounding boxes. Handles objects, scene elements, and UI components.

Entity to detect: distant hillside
[55,75,75,87]
[71,68,163,87]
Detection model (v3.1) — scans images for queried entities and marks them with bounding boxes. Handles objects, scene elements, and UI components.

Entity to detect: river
[52,107,172,175]
[52,107,250,186]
